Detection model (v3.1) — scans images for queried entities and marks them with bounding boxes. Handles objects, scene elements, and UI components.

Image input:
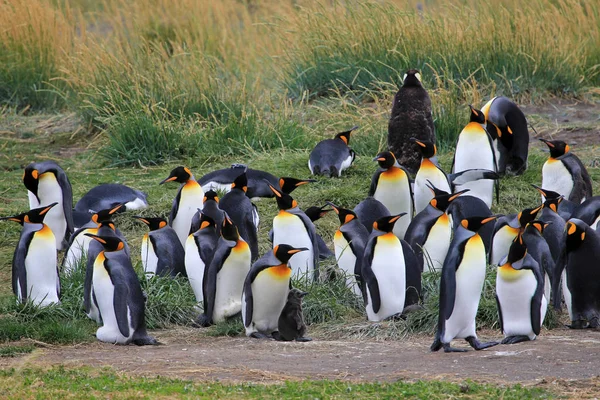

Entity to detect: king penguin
[189,190,224,235]
[404,185,469,272]
[197,215,251,326]
[411,138,451,214]
[490,205,542,265]
[570,196,600,230]
[481,96,529,175]
[218,172,259,261]
[452,106,498,208]
[242,245,308,338]
[185,214,219,305]
[23,161,74,250]
[327,202,370,298]
[521,221,554,301]
[197,164,279,200]
[85,233,158,345]
[134,216,186,278]
[431,216,499,352]
[369,151,413,239]
[446,195,494,255]
[496,233,547,344]
[269,184,320,281]
[160,166,204,246]
[540,139,592,204]
[74,183,147,219]
[362,214,421,321]
[2,203,60,307]
[532,185,567,262]
[308,126,358,177]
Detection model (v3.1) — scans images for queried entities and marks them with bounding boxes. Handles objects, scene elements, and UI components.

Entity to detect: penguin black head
[221,214,240,241]
[468,105,486,124]
[91,204,124,225]
[230,172,248,193]
[539,139,570,159]
[19,203,58,224]
[286,287,309,306]
[503,233,528,267]
[134,216,168,231]
[273,244,309,265]
[565,219,587,251]
[303,205,332,222]
[267,182,298,211]
[517,205,542,227]
[198,213,217,230]
[373,151,396,169]
[85,233,125,252]
[160,166,193,185]
[460,216,497,232]
[203,190,219,204]
[527,220,549,235]
[23,164,41,202]
[326,201,358,226]
[372,213,406,233]
[402,69,422,88]
[411,137,437,158]
[531,184,563,211]
[427,183,469,212]
[279,177,316,195]
[334,126,358,145]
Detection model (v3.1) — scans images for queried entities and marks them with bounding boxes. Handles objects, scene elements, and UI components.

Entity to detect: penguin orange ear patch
[292,199,298,208]
[565,144,570,153]
[32,170,39,179]
[567,223,576,235]
[344,214,354,224]
[373,221,378,231]
[159,221,167,229]
[581,232,586,241]
[430,199,438,208]
[184,167,192,176]
[461,220,468,229]
[279,178,285,189]
[117,242,124,250]
[273,245,279,254]
[200,221,210,230]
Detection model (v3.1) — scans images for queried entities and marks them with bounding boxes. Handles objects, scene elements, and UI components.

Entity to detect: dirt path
[4,327,600,386]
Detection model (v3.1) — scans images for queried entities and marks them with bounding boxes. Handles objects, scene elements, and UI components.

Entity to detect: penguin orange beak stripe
[449,189,470,201]
[325,201,339,214]
[375,157,386,162]
[159,176,177,185]
[389,215,400,223]
[481,216,497,224]
[288,248,308,254]
[109,204,123,214]
[268,184,282,197]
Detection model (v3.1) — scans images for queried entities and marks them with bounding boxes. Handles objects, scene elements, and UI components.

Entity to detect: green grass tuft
[0,344,35,357]
[140,274,198,329]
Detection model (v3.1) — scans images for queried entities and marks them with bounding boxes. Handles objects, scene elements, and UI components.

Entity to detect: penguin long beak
[159,176,177,185]
[448,188,470,201]
[266,181,282,197]
[538,138,553,148]
[373,157,386,162]
[0,215,24,223]
[481,216,498,224]
[84,233,107,244]
[39,202,59,215]
[325,201,339,214]
[289,247,309,254]
[300,291,309,297]
[132,216,150,225]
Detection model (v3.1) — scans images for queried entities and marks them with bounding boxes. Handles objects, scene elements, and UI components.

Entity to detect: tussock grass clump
[141,274,198,329]
[0,344,35,357]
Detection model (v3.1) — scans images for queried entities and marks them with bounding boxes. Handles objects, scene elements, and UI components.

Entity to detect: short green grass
[0,366,554,399]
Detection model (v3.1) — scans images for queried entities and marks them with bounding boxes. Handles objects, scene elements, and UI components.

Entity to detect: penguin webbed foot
[568,320,590,329]
[385,313,406,321]
[249,332,269,339]
[443,343,468,353]
[501,335,531,345]
[295,337,312,342]
[466,336,499,351]
[193,314,213,328]
[132,336,160,346]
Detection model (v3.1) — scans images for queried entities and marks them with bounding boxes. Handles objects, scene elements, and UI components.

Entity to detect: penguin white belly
[562,270,573,321]
[213,241,251,322]
[442,236,486,342]
[365,234,406,321]
[591,215,600,230]
[496,267,540,339]
[25,226,60,307]
[491,225,520,265]
[184,236,206,304]
[64,229,95,274]
[339,154,354,176]
[422,214,452,272]
[201,182,232,194]
[333,231,361,297]
[124,197,148,210]
[373,173,412,239]
[140,234,158,276]
[454,128,495,207]
[38,173,67,249]
[93,259,133,344]
[542,160,573,200]
[307,159,314,174]
[273,213,314,279]
[245,267,290,334]
[414,162,450,214]
[172,183,204,246]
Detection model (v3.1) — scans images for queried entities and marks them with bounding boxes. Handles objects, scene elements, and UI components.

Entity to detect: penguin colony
[2,70,598,352]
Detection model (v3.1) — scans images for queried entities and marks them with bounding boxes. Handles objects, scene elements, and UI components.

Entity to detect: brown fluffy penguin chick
[387,69,435,174]
[275,288,311,342]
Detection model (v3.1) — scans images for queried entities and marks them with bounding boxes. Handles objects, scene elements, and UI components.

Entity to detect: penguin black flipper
[404,212,438,260]
[56,170,75,241]
[12,230,31,301]
[401,240,422,307]
[169,187,184,224]
[551,247,568,310]
[287,208,320,280]
[495,294,504,333]
[367,170,383,197]
[201,244,234,326]
[242,252,278,328]
[106,260,132,339]
[361,238,381,313]
[150,232,186,277]
[562,154,593,203]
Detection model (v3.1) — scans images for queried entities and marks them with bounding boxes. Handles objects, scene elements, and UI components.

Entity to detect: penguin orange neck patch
[498,264,526,281]
[268,264,291,280]
[37,224,55,239]
[233,240,249,253]
[381,167,406,181]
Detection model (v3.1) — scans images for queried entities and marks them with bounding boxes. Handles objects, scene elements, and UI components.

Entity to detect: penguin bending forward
[308,126,357,177]
[134,216,186,278]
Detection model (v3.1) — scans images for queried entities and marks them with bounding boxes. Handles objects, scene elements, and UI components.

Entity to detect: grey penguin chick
[276,288,311,342]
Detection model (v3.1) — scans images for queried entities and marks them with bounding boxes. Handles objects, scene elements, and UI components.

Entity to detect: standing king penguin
[242,245,308,338]
[308,126,357,177]
[85,233,157,345]
[189,190,224,235]
[353,197,390,234]
[388,69,435,174]
[197,215,251,326]
[539,139,592,204]
[2,203,60,307]
[185,214,219,306]
[496,233,547,344]
[160,166,204,246]
[369,151,413,239]
[23,161,74,250]
[490,205,542,266]
[431,216,499,352]
[134,216,186,277]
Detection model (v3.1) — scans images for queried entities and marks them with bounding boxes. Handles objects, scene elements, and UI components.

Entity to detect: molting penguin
[539,139,592,204]
[134,216,186,278]
[481,96,529,175]
[496,233,547,344]
[353,197,390,234]
[197,164,279,200]
[85,233,157,345]
[269,184,320,281]
[74,183,147,224]
[362,214,421,321]
[184,214,219,305]
[328,202,370,298]
[490,205,542,265]
[242,245,307,338]
[23,161,73,250]
[553,219,600,329]
[308,126,357,177]
[2,203,60,307]
[452,106,498,208]
[277,288,311,342]
[388,69,435,174]
[404,185,469,272]
[369,151,413,239]
[197,215,251,326]
[431,216,499,352]
[218,173,259,261]
[160,166,204,246]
